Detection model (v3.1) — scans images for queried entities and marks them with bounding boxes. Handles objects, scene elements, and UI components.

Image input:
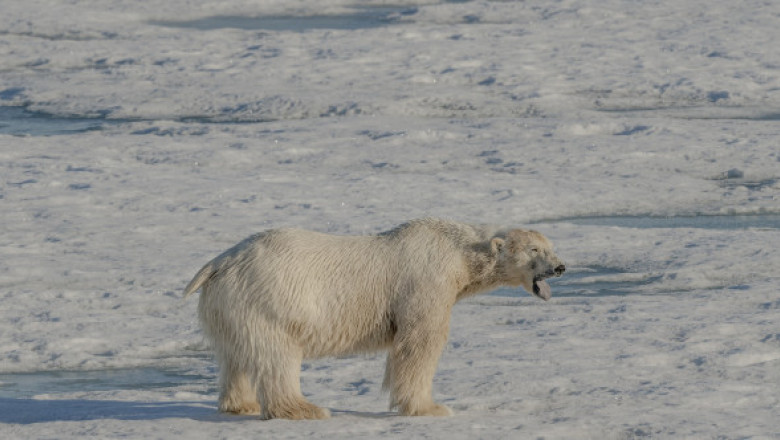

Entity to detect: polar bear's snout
[539,259,566,279]
[536,265,564,280]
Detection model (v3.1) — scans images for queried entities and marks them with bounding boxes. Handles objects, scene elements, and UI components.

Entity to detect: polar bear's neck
[456,239,504,300]
[381,218,508,301]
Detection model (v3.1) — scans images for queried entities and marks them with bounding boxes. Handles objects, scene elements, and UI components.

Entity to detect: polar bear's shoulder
[379,218,505,245]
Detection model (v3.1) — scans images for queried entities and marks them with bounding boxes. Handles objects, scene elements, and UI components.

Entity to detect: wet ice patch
[545,214,780,230]
[594,105,780,121]
[0,87,26,101]
[0,106,114,136]
[150,6,418,32]
[552,267,663,297]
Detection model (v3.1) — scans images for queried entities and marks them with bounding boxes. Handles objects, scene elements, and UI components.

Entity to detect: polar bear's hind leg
[218,365,261,415]
[257,337,330,420]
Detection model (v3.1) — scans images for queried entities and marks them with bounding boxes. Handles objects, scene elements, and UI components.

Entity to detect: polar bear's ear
[490,237,505,255]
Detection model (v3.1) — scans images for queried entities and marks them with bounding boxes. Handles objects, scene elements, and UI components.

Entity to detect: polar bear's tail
[183,262,216,298]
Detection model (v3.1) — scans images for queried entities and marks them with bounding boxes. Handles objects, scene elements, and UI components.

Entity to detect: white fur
[184,218,564,419]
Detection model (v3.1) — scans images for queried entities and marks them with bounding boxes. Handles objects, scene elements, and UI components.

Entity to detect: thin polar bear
[183,218,565,420]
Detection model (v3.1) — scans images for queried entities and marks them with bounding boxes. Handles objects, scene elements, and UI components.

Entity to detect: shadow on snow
[0,398,401,424]
[0,398,218,424]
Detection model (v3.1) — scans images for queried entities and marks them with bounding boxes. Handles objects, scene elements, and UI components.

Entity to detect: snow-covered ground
[1,0,779,438]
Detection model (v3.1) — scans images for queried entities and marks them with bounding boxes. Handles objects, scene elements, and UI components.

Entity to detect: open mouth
[532,274,552,301]
[531,265,565,301]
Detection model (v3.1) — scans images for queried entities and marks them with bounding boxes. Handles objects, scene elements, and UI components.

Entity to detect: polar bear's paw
[403,402,453,417]
[221,401,261,415]
[265,400,331,420]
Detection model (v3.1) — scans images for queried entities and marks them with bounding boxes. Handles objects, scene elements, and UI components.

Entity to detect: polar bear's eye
[530,247,539,253]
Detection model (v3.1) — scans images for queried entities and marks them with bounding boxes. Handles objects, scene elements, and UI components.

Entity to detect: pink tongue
[534,280,551,301]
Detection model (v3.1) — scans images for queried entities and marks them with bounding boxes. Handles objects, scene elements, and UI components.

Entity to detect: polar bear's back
[255,227,398,302]
[195,228,405,356]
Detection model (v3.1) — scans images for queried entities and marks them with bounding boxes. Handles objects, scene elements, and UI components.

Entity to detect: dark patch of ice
[707,91,730,102]
[150,7,418,32]
[0,87,26,101]
[0,106,112,136]
[614,125,651,136]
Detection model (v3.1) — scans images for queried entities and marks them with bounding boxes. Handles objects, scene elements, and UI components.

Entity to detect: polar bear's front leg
[383,310,453,417]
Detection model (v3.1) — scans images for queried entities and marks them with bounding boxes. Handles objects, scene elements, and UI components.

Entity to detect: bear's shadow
[0,398,398,424]
[330,409,397,419]
[0,398,218,424]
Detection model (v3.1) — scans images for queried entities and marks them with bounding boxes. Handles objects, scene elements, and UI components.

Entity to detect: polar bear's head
[491,229,565,301]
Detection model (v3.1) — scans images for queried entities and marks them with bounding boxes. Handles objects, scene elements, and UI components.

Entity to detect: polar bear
[183,218,565,420]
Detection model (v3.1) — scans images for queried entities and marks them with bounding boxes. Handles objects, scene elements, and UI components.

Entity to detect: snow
[1,0,779,438]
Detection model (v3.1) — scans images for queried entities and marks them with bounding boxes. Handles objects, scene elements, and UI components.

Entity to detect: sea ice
[1,0,779,438]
